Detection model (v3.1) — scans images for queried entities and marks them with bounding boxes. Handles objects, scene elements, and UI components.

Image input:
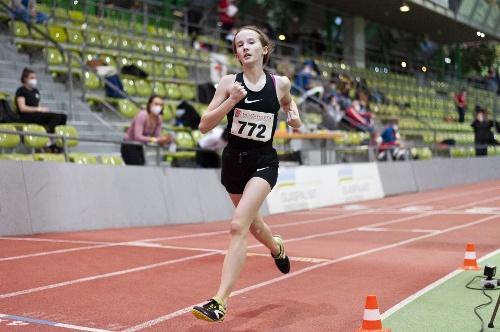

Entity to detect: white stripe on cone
[363,308,381,321]
[464,252,476,259]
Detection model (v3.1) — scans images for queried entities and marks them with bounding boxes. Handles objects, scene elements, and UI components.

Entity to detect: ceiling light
[400,2,410,12]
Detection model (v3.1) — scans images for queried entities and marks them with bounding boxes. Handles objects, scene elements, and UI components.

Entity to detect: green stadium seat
[100,155,125,166]
[65,27,84,46]
[121,77,136,96]
[48,25,67,43]
[179,84,196,100]
[33,153,66,162]
[0,124,21,149]
[161,103,174,122]
[22,124,50,149]
[84,71,101,90]
[165,83,181,100]
[55,125,79,148]
[118,99,139,118]
[174,63,189,79]
[0,154,34,161]
[135,79,152,97]
[72,154,98,164]
[10,20,29,38]
[164,63,175,78]
[46,47,64,66]
[152,81,167,97]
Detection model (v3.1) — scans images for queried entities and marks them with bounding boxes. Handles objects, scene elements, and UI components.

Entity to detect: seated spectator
[195,126,228,168]
[370,130,408,161]
[16,67,67,152]
[323,80,338,103]
[121,95,175,165]
[293,60,324,105]
[381,117,402,144]
[345,99,374,132]
[320,94,343,130]
[10,0,49,24]
[485,66,499,93]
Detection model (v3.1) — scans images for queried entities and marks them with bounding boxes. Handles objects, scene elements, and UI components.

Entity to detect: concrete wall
[1,156,499,236]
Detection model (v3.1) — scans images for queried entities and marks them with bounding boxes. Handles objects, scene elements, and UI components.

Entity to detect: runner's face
[234,29,268,65]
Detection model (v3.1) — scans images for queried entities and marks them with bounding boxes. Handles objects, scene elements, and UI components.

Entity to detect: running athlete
[191,25,302,323]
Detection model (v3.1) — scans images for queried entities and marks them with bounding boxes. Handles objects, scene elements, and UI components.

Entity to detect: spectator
[370,130,407,161]
[345,99,374,132]
[121,95,175,165]
[195,126,228,168]
[293,60,324,105]
[323,80,338,103]
[454,88,467,123]
[381,117,401,144]
[218,0,238,42]
[320,94,343,130]
[15,67,67,152]
[10,0,49,24]
[471,109,495,157]
[485,66,499,93]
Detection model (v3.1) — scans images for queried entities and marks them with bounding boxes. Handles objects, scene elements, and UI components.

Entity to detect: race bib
[231,108,274,142]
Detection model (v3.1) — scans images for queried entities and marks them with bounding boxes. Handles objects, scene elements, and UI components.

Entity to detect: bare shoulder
[273,74,291,91]
[272,74,291,100]
[217,74,237,91]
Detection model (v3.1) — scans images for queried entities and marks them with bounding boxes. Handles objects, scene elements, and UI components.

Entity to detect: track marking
[358,227,438,233]
[0,314,110,331]
[381,247,500,319]
[122,214,499,331]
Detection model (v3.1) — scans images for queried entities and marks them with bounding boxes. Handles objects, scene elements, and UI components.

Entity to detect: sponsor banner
[210,53,227,84]
[266,163,384,214]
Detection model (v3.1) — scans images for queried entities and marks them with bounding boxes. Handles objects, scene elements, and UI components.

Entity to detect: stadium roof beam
[299,0,500,44]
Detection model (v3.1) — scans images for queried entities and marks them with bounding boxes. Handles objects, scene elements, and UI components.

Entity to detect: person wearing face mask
[16,67,67,152]
[120,95,175,165]
[381,117,401,145]
[471,109,495,157]
[345,99,374,132]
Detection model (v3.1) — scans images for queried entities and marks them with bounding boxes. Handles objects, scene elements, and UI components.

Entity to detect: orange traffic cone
[355,295,391,332]
[460,243,482,270]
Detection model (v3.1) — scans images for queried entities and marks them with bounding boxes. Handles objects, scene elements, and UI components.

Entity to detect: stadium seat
[121,77,136,96]
[165,130,196,162]
[87,31,102,47]
[174,63,189,79]
[152,81,167,97]
[118,99,139,118]
[65,27,84,46]
[164,63,175,78]
[22,124,50,149]
[0,154,34,161]
[46,47,64,66]
[48,25,67,43]
[165,83,181,100]
[162,103,174,122]
[68,10,85,26]
[0,124,21,149]
[100,155,124,166]
[55,125,79,148]
[135,79,152,97]
[179,84,196,100]
[33,153,66,162]
[84,71,101,90]
[72,154,98,164]
[10,21,29,38]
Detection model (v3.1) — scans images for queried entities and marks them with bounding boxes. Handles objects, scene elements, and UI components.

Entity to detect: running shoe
[271,235,290,274]
[192,297,226,322]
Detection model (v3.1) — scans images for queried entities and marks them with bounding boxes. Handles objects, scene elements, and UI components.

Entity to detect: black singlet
[226,72,281,150]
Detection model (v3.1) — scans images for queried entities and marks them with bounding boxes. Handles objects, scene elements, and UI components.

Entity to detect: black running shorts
[221,145,279,194]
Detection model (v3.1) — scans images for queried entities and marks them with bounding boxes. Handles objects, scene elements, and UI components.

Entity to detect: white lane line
[0,244,116,262]
[122,214,500,331]
[381,247,500,319]
[0,251,222,299]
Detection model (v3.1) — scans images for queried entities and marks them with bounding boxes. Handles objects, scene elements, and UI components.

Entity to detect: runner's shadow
[234,304,283,319]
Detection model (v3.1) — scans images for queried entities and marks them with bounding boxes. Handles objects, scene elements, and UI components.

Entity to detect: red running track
[1,181,499,331]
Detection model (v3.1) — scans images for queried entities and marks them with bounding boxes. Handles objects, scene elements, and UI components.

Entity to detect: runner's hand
[229,82,246,104]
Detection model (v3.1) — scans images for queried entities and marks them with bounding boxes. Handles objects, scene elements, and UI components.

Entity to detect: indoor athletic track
[1,180,500,331]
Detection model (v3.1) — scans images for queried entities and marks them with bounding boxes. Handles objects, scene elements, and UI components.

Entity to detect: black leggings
[20,111,67,133]
[121,143,145,165]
